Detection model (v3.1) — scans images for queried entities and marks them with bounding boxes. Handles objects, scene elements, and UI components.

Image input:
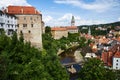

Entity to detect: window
[17,24,19,27]
[28,30,31,33]
[24,17,26,20]
[11,25,13,28]
[1,24,3,27]
[116,67,118,69]
[23,24,27,27]
[116,60,118,62]
[30,17,32,20]
[17,17,19,20]
[20,30,23,34]
[37,17,39,19]
[31,24,33,27]
[8,24,10,28]
[116,63,118,65]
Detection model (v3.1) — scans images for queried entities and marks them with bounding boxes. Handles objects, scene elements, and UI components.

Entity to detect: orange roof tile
[51,27,67,31]
[67,26,78,30]
[114,51,120,58]
[6,5,40,15]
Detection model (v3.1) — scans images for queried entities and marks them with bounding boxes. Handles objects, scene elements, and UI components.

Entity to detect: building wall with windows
[113,57,120,70]
[67,26,78,33]
[0,10,17,36]
[6,6,43,49]
[51,27,68,39]
[113,50,120,70]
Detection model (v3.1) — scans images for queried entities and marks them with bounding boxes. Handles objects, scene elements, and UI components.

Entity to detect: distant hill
[78,21,120,36]
[78,21,120,28]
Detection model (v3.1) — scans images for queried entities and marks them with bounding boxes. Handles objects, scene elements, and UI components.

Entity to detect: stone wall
[17,14,42,49]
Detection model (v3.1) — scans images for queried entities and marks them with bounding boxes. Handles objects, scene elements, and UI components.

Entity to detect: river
[59,49,84,80]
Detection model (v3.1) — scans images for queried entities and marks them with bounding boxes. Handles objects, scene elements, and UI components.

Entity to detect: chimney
[35,9,36,14]
[21,8,23,13]
[6,7,8,13]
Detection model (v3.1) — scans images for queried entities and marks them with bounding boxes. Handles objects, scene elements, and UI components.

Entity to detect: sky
[0,0,120,26]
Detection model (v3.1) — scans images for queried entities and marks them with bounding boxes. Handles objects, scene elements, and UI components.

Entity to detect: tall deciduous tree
[0,32,69,80]
[78,58,115,80]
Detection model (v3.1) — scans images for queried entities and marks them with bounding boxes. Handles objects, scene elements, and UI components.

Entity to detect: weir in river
[58,47,84,80]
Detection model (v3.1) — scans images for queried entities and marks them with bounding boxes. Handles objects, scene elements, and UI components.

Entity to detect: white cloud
[54,0,120,12]
[58,13,72,21]
[118,17,120,21]
[43,16,53,22]
[76,19,105,26]
[0,0,30,8]
[43,13,106,26]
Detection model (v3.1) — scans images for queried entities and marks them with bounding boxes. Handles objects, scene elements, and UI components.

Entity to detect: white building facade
[113,57,120,70]
[0,10,17,36]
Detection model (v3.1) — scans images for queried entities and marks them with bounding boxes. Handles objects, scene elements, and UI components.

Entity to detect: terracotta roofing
[67,26,78,29]
[6,5,40,15]
[114,51,120,58]
[51,27,67,31]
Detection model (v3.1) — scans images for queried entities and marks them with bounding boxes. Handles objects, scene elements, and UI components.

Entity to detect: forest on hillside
[78,21,120,36]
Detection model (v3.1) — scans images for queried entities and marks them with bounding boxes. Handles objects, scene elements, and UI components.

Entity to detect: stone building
[6,6,43,49]
[67,16,78,33]
[0,10,17,36]
[51,16,78,39]
[113,47,120,70]
[101,44,120,68]
[67,26,78,33]
[51,27,68,39]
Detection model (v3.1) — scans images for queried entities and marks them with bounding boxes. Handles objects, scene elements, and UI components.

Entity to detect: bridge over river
[62,61,84,66]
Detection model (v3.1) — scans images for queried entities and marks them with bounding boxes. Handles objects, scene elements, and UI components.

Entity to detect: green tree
[78,58,115,80]
[45,26,51,34]
[79,37,86,48]
[0,32,69,80]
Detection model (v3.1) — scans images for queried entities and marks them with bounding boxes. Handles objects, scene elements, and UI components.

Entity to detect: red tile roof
[6,5,40,15]
[51,27,67,31]
[114,51,120,58]
[101,44,120,66]
[51,26,78,31]
[67,26,78,30]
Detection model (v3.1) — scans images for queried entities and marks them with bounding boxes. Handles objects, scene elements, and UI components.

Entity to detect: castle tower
[6,6,43,49]
[71,16,75,26]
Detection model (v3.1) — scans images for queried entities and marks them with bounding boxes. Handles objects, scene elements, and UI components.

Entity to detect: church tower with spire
[71,16,75,26]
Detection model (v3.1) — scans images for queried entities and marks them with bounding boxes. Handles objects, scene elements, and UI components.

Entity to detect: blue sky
[0,0,120,26]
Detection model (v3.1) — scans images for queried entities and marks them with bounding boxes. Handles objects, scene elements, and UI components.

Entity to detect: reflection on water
[60,56,75,64]
[59,47,83,80]
[60,56,81,80]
